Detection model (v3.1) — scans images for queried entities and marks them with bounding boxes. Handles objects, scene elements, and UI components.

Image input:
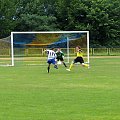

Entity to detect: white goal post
[0,35,14,66]
[10,31,90,66]
[11,32,14,66]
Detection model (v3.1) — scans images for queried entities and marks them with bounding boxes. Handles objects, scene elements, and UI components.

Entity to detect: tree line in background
[0,0,120,47]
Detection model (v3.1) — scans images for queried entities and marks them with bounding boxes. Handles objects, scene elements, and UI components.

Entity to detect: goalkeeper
[56,48,67,67]
[66,46,89,71]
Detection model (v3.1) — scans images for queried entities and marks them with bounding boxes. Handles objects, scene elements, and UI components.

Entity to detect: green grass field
[0,57,120,120]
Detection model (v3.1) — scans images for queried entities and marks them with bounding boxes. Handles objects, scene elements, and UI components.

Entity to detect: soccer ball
[57,61,62,65]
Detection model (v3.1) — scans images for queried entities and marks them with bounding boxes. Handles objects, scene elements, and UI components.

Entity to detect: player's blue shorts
[47,59,56,64]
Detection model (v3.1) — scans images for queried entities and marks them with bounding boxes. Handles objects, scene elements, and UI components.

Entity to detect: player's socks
[66,63,73,71]
[48,66,50,73]
[63,62,67,67]
[69,63,73,70]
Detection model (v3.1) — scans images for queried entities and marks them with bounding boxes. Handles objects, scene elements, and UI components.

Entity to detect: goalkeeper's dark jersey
[56,51,64,59]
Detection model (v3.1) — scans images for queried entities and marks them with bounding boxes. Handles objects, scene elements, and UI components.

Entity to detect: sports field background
[0,56,120,120]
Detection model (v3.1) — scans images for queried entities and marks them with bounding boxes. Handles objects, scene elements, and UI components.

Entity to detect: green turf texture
[0,57,120,120]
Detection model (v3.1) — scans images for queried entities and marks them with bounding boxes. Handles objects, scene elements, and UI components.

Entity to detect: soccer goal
[0,35,14,66]
[10,31,89,66]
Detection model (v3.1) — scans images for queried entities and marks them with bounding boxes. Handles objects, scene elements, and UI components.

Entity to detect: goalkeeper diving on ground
[66,46,89,71]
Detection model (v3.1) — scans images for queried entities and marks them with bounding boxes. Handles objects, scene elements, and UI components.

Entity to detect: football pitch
[0,57,120,120]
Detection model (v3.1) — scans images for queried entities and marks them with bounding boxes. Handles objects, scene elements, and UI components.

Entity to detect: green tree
[86,0,120,47]
[55,0,120,47]
[14,0,59,31]
[0,0,17,38]
[0,0,120,47]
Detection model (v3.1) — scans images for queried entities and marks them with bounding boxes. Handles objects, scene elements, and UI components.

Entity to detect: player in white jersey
[45,48,58,73]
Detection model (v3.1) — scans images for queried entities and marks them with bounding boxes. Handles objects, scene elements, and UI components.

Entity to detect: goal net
[0,36,14,66]
[11,31,89,66]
